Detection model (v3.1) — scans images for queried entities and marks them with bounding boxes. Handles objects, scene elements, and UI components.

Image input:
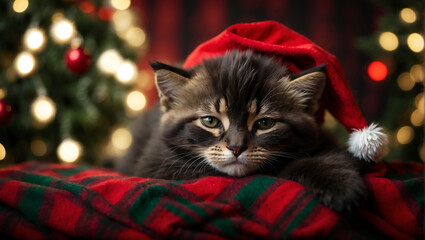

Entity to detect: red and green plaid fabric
[0,161,422,239]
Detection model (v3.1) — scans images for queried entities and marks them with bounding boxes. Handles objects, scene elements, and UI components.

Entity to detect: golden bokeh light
[31,96,56,124]
[125,27,146,48]
[51,18,76,44]
[400,8,417,24]
[415,93,424,115]
[112,10,134,36]
[31,138,48,157]
[14,51,36,77]
[111,127,132,151]
[97,49,123,75]
[126,90,147,112]
[0,143,5,161]
[0,88,7,99]
[379,32,399,51]
[57,139,82,163]
[397,72,415,91]
[407,33,424,53]
[13,0,29,13]
[410,110,424,127]
[115,60,138,84]
[396,126,414,145]
[110,0,131,10]
[415,93,424,113]
[415,93,424,106]
[24,28,46,52]
[410,64,424,82]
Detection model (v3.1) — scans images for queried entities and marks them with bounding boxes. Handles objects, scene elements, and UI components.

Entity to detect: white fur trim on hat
[347,123,388,162]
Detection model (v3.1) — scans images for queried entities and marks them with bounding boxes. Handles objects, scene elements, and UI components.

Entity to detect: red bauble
[65,47,91,74]
[0,100,12,125]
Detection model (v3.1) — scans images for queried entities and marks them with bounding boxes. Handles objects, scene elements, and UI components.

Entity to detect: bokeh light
[112,10,134,37]
[0,88,7,99]
[126,90,147,112]
[31,96,56,124]
[415,93,424,107]
[410,64,424,82]
[31,138,47,157]
[379,32,399,51]
[14,51,36,77]
[416,94,424,114]
[98,7,113,21]
[57,139,82,163]
[51,17,76,44]
[97,49,123,74]
[24,28,46,52]
[407,33,424,53]
[400,8,417,23]
[110,0,131,10]
[410,110,424,127]
[397,72,415,91]
[79,1,95,14]
[12,0,29,13]
[396,126,414,144]
[115,60,138,84]
[368,61,387,81]
[0,143,5,161]
[111,127,132,151]
[125,27,146,48]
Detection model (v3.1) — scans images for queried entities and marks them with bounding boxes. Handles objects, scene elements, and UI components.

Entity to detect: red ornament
[65,47,91,74]
[0,100,12,125]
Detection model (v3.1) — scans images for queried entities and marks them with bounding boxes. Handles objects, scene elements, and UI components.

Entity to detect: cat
[116,50,368,214]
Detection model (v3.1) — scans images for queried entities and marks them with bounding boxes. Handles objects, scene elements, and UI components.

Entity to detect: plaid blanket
[0,161,422,239]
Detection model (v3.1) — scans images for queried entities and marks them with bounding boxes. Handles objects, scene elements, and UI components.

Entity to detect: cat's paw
[312,172,367,214]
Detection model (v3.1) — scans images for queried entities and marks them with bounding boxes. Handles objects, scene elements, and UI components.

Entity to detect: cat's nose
[227,145,247,158]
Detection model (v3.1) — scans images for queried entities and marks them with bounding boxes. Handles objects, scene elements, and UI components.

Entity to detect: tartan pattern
[0,161,422,239]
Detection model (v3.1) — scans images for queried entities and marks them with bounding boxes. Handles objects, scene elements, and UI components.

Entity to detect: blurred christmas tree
[0,0,149,166]
[357,0,424,162]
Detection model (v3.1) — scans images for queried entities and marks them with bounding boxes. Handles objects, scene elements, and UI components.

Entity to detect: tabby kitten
[116,50,367,213]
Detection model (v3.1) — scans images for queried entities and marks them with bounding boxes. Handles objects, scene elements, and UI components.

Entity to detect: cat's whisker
[172,151,206,176]
[176,159,192,178]
[192,158,211,177]
[182,156,205,178]
[164,144,199,154]
[190,160,202,177]
[160,151,201,177]
[261,157,281,174]
[272,151,310,159]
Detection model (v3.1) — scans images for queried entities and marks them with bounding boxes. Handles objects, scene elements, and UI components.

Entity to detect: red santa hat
[183,21,388,162]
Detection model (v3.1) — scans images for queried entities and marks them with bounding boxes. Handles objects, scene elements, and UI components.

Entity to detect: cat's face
[152,51,326,177]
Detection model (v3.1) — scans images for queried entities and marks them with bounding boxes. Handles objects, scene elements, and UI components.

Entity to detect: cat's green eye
[200,116,221,128]
[256,118,276,130]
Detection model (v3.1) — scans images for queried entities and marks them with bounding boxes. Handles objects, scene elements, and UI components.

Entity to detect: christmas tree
[356,0,424,162]
[0,0,148,166]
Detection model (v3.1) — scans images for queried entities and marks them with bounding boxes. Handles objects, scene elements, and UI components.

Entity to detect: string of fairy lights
[0,0,149,163]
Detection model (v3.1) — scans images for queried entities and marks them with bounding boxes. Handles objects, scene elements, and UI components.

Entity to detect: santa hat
[183,21,388,162]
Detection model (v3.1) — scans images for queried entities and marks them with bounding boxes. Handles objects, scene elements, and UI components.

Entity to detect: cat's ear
[288,64,327,113]
[150,62,191,110]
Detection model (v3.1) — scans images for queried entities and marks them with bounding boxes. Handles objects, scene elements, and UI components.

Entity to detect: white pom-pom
[347,123,388,162]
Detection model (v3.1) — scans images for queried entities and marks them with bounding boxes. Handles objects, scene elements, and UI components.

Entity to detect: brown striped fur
[116,51,368,214]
